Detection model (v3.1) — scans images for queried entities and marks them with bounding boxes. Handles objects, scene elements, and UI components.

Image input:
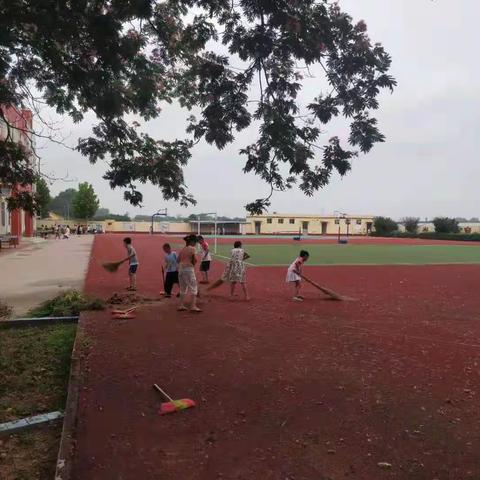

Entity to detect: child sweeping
[223,241,250,300]
[286,250,309,301]
[162,243,179,298]
[123,237,139,291]
[177,235,201,312]
[207,241,250,300]
[197,235,212,284]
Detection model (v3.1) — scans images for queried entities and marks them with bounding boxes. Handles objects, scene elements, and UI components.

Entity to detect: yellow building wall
[246,214,375,236]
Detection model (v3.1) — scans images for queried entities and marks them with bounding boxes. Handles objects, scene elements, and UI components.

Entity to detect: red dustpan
[153,384,196,415]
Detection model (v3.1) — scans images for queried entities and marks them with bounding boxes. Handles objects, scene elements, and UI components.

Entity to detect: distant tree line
[44,188,245,222]
[45,184,99,219]
[373,216,479,236]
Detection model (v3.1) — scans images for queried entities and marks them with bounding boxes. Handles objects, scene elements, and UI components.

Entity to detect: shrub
[433,217,460,234]
[28,290,105,317]
[370,231,480,242]
[0,300,13,320]
[402,217,419,233]
[373,216,398,235]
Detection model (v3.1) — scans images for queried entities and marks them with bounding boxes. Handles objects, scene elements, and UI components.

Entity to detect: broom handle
[299,273,329,294]
[153,384,174,402]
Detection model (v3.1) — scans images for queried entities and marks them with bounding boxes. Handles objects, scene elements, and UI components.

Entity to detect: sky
[39,0,480,220]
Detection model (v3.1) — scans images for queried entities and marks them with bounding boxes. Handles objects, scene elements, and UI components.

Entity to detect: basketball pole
[151,208,168,234]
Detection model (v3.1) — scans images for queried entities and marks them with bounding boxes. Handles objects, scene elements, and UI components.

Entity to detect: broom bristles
[206,278,224,292]
[159,398,196,415]
[102,261,122,273]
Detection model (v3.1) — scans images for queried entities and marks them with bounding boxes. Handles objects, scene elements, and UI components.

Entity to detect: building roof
[246,213,374,219]
[188,220,248,224]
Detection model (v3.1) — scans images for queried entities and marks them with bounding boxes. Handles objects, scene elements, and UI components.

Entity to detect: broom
[159,266,166,295]
[206,278,224,292]
[102,260,124,273]
[299,273,345,301]
[153,384,196,415]
[111,306,137,319]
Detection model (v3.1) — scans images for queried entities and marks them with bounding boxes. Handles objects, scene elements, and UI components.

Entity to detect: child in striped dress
[286,250,309,302]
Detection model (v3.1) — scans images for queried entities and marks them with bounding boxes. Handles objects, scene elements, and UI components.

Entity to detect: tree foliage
[374,216,398,235]
[402,217,419,234]
[1,0,395,213]
[95,208,111,218]
[35,177,51,218]
[433,217,460,234]
[94,208,131,221]
[48,188,77,217]
[72,182,99,219]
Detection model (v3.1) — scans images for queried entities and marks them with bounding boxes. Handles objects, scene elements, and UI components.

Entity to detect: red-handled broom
[153,384,196,415]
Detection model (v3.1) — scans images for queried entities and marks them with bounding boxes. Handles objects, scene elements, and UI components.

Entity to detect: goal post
[196,212,218,254]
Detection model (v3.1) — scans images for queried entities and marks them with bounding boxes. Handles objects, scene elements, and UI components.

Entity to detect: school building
[245,214,375,236]
[39,213,375,236]
[0,106,36,240]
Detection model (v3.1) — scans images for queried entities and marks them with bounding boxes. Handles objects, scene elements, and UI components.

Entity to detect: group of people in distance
[120,234,312,313]
[39,224,91,239]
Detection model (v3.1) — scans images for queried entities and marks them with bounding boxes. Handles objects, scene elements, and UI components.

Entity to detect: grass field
[213,243,480,265]
[0,324,76,480]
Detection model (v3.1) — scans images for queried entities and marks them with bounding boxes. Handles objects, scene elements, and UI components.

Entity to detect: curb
[54,313,86,480]
[0,411,64,436]
[0,316,79,329]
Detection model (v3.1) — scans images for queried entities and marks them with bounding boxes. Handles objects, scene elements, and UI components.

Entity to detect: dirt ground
[70,235,480,480]
[0,425,62,480]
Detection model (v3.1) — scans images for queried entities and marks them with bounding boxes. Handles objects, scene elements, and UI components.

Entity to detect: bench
[0,235,19,249]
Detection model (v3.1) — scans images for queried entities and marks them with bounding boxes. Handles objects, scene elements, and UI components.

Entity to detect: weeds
[27,290,105,318]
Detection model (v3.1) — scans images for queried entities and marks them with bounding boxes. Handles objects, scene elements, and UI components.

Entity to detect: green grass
[0,324,76,422]
[213,243,480,266]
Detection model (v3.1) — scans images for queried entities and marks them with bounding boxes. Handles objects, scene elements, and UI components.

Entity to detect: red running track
[70,235,480,480]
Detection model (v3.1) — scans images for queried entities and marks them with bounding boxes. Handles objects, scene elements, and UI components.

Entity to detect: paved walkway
[0,236,94,317]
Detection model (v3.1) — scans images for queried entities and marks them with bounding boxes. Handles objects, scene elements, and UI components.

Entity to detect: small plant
[28,290,105,318]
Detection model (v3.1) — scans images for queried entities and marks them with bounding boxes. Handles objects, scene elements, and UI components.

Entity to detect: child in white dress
[222,241,250,300]
[286,250,309,301]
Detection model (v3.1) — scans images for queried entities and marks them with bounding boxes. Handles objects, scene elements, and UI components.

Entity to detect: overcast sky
[40,0,479,220]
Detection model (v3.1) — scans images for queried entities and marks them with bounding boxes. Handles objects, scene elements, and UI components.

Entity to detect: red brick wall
[0,106,35,238]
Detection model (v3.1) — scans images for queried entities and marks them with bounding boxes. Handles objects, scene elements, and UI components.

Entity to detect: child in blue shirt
[163,243,179,297]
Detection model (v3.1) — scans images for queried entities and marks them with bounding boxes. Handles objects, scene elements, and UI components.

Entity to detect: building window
[334,219,340,225]
[289,219,295,224]
[356,219,362,225]
[1,203,5,227]
[346,219,351,225]
[278,218,284,224]
[267,218,272,224]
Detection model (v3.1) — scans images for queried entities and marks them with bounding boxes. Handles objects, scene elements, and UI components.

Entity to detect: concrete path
[0,236,94,317]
